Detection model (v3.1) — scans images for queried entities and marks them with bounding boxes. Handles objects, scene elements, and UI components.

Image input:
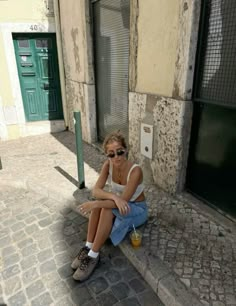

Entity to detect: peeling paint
[84,0,95,85]
[184,2,188,11]
[173,0,201,100]
[185,0,201,100]
[146,95,158,113]
[61,29,71,79]
[35,0,55,21]
[71,27,81,74]
[172,82,180,100]
[65,80,89,140]
[59,0,96,143]
[129,0,139,91]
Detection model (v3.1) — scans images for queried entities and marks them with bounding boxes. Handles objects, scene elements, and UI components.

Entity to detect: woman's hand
[79,201,94,216]
[113,195,130,215]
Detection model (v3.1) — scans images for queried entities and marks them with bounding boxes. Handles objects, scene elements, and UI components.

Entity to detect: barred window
[195,0,236,108]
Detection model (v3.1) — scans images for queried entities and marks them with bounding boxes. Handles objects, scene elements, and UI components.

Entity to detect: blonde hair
[103,131,127,152]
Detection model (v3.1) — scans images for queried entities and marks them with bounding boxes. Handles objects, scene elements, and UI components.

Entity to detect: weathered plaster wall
[129,0,139,92]
[0,33,13,108]
[57,0,201,191]
[59,1,84,82]
[130,0,200,99]
[129,92,193,193]
[135,0,179,96]
[59,0,96,143]
[0,0,54,22]
[173,0,202,100]
[129,0,201,192]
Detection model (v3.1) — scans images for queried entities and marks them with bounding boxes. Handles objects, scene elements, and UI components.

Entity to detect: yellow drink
[130,230,142,248]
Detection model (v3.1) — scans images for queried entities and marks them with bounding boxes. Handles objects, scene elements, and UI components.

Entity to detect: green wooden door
[13,33,63,121]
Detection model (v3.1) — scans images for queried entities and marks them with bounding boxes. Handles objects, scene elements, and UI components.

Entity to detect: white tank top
[108,161,144,202]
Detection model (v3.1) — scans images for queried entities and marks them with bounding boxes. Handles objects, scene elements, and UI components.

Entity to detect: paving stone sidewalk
[0,131,236,306]
[0,185,164,306]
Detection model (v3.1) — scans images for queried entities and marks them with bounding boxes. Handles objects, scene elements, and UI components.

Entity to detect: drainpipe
[53,0,68,127]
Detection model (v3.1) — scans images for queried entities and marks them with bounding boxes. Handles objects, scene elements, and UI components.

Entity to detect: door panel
[187,0,236,218]
[187,103,236,217]
[13,34,63,121]
[26,87,38,118]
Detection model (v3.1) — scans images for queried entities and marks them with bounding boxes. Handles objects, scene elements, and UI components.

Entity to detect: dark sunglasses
[106,149,126,158]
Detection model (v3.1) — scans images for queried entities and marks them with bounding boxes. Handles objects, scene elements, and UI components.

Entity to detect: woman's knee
[101,208,114,219]
[90,207,101,218]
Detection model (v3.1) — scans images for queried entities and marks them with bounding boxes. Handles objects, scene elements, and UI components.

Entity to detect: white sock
[88,249,99,258]
[85,241,93,249]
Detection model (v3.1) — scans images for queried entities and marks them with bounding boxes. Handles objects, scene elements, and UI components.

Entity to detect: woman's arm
[79,198,128,215]
[92,160,117,202]
[85,160,130,214]
[94,163,143,204]
[93,166,143,213]
[81,162,143,215]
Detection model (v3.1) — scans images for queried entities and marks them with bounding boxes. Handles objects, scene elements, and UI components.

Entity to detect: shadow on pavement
[55,166,79,188]
[51,131,105,175]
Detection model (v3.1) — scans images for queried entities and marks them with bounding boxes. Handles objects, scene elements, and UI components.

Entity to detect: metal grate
[93,0,130,141]
[195,0,236,108]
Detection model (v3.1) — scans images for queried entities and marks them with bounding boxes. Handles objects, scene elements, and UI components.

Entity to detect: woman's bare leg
[87,207,101,242]
[92,208,114,252]
[72,207,114,281]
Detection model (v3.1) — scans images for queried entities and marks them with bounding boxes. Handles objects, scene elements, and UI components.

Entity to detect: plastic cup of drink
[130,230,142,248]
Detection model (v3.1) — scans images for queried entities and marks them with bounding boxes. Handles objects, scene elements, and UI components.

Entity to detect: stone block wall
[129,92,193,193]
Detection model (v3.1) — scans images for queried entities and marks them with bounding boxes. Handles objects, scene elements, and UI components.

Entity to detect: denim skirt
[110,200,148,246]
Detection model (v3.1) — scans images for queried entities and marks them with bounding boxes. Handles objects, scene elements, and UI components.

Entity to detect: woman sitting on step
[71,131,148,281]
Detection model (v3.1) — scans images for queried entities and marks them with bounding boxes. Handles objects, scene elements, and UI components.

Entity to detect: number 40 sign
[30,25,39,31]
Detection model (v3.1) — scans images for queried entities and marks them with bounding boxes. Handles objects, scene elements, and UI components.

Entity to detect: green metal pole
[74,111,85,189]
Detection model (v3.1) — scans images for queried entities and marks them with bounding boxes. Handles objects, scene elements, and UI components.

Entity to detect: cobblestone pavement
[0,185,163,306]
[0,131,236,306]
[142,189,236,306]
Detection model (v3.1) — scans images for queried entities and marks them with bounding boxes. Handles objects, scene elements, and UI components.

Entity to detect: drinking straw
[133,224,138,238]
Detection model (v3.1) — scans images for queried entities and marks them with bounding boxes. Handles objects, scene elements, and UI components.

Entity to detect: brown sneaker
[73,255,100,281]
[71,246,90,270]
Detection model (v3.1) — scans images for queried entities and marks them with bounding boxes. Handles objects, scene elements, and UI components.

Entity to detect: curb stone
[119,239,203,306]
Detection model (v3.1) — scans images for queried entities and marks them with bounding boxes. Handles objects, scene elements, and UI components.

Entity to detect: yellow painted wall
[0,32,13,106]
[0,0,54,22]
[136,0,179,97]
[0,0,55,108]
[7,125,20,139]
